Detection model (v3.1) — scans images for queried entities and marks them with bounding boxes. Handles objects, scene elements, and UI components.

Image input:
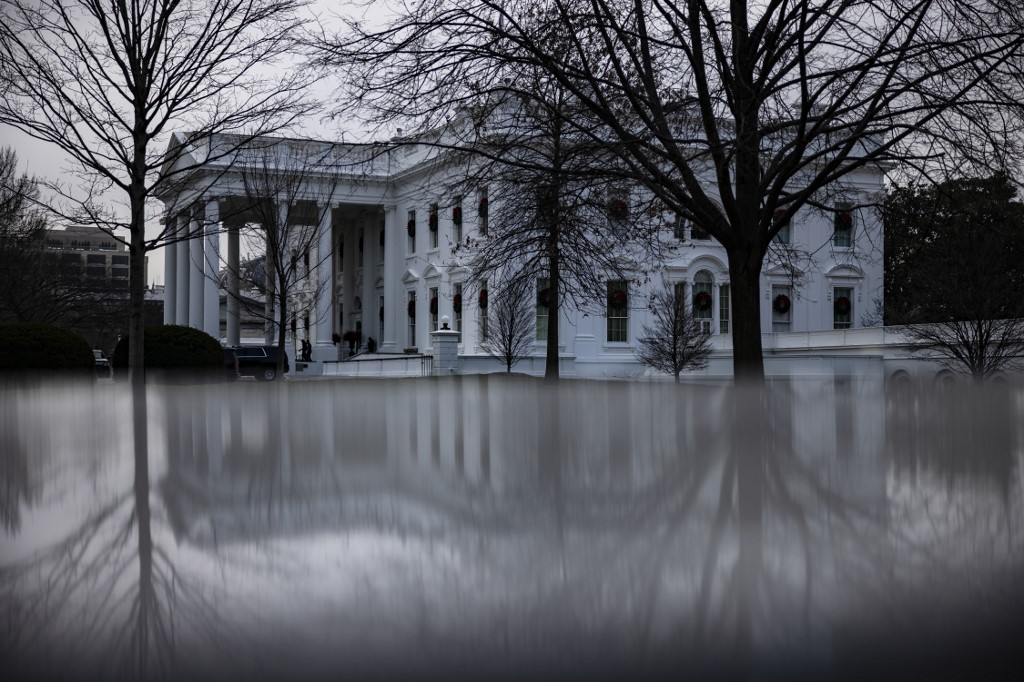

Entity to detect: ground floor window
[693,271,713,333]
[834,286,853,329]
[407,291,416,347]
[453,282,463,340]
[479,280,489,341]
[719,284,731,334]
[606,280,628,343]
[772,284,792,332]
[536,278,550,341]
[429,286,439,330]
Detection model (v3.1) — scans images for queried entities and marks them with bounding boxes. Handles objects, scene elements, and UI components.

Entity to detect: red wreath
[453,294,462,313]
[608,289,627,308]
[406,218,415,238]
[773,294,791,314]
[429,296,438,315]
[452,205,462,225]
[835,211,853,228]
[834,296,851,315]
[407,300,416,318]
[478,196,488,217]
[478,289,488,309]
[694,291,712,311]
[428,212,438,231]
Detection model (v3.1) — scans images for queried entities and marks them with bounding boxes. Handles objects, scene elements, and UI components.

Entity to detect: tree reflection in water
[2,375,1022,680]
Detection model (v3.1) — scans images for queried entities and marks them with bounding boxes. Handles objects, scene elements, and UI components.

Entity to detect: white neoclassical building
[158,130,886,379]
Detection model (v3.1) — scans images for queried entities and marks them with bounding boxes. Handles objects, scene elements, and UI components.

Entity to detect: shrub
[0,323,94,374]
[112,325,222,371]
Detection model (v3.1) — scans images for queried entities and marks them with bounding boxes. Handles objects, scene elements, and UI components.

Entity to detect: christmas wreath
[429,296,438,316]
[406,218,415,238]
[453,294,462,313]
[452,205,462,225]
[407,299,416,318]
[834,296,851,315]
[478,196,488,217]
[428,212,438,232]
[608,288,628,308]
[694,291,712,311]
[478,289,488,309]
[773,294,791,314]
[835,211,853,228]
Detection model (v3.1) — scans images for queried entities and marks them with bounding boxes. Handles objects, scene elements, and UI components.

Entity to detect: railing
[322,353,433,378]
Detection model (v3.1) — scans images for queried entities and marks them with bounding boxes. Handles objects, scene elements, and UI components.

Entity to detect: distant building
[44,225,147,288]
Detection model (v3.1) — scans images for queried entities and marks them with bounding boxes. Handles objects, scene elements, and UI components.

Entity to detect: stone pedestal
[431,328,461,375]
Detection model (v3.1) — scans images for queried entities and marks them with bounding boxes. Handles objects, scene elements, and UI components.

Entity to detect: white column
[175,212,190,325]
[203,199,221,340]
[163,214,177,324]
[314,203,333,355]
[188,207,204,329]
[381,204,398,352]
[361,213,375,350]
[227,222,240,346]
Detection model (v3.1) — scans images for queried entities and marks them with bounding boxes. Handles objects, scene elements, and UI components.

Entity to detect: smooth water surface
[2,376,1023,680]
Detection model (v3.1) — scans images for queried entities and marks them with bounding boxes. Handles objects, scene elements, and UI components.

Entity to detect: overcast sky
[0,0,391,286]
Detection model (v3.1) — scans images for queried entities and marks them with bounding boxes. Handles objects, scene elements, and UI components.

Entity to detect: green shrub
[112,325,222,371]
[0,323,94,374]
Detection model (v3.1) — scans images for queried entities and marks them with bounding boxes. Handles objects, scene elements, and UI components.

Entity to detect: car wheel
[261,367,277,382]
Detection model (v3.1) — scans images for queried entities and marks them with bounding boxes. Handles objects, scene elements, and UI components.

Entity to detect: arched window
[693,271,714,331]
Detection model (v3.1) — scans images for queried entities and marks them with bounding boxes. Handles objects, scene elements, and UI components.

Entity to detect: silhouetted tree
[479,281,535,373]
[0,0,314,378]
[322,0,1024,380]
[635,282,714,382]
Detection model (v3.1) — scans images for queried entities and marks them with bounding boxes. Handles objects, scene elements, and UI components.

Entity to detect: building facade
[159,132,884,378]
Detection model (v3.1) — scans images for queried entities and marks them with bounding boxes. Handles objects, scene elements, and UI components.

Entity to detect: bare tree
[479,281,535,373]
[0,0,314,379]
[447,78,666,379]
[0,147,100,326]
[885,175,1024,380]
[225,140,339,378]
[635,282,714,382]
[322,0,1024,381]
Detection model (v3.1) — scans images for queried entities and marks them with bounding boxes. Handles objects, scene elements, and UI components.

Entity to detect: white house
[158,129,889,379]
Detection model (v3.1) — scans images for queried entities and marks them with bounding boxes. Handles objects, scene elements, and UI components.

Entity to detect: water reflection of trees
[2,375,1022,679]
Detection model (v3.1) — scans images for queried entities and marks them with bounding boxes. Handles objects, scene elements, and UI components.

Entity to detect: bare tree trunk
[128,188,147,384]
[728,246,765,382]
[545,259,560,380]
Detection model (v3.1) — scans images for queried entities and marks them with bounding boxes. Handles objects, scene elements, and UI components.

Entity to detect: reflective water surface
[2,376,1023,681]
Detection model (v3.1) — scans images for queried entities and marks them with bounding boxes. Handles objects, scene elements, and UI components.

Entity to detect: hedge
[112,325,222,370]
[0,323,94,374]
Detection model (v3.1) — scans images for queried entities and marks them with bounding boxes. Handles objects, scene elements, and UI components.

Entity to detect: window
[608,190,628,238]
[719,284,731,334]
[429,203,439,249]
[87,254,106,264]
[452,199,463,244]
[536,278,550,341]
[477,188,488,236]
[453,283,463,340]
[693,271,713,333]
[773,208,791,245]
[111,255,128,266]
[673,215,687,241]
[834,286,853,329]
[407,210,416,253]
[429,286,439,330]
[407,291,416,347]
[833,205,854,248]
[606,280,629,343]
[112,268,128,279]
[479,280,489,341]
[772,284,792,332]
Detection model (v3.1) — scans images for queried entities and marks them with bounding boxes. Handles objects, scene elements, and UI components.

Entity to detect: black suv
[232,345,289,381]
